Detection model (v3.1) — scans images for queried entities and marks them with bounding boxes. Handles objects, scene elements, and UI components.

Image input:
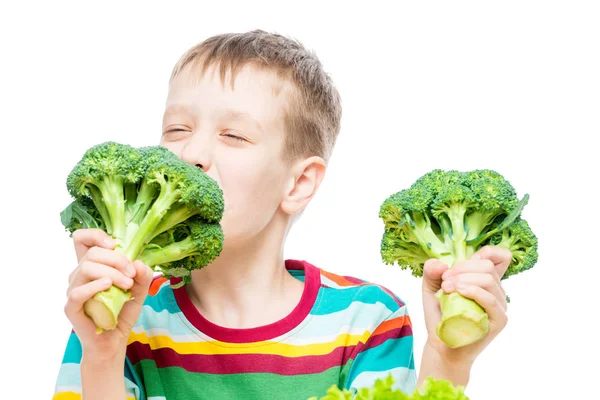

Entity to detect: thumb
[130,260,154,299]
[116,261,154,335]
[422,259,449,294]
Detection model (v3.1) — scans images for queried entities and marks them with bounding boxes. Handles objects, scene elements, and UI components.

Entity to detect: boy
[54,30,511,400]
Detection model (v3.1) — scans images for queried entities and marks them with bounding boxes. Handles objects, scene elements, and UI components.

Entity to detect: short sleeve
[52,331,142,400]
[340,303,417,395]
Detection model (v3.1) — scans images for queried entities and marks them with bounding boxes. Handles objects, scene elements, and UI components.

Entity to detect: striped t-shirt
[53,259,416,400]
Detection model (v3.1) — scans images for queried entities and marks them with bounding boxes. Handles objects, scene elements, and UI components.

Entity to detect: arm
[81,352,128,400]
[341,302,417,394]
[417,341,471,387]
[54,229,153,400]
[53,331,140,400]
[418,246,511,388]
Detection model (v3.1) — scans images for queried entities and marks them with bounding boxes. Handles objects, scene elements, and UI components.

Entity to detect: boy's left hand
[421,245,512,366]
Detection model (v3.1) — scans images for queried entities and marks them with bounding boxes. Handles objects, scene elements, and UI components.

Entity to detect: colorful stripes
[54,259,416,400]
[53,393,136,400]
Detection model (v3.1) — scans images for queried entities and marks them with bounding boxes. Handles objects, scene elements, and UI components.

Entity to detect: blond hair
[170,30,342,163]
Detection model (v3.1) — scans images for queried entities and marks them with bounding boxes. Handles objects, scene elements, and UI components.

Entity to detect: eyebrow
[163,104,196,119]
[222,108,264,134]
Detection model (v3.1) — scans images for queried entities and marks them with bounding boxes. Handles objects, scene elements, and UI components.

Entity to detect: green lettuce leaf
[308,375,468,400]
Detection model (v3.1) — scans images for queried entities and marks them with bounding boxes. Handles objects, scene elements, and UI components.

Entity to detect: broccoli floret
[61,141,224,332]
[139,217,224,288]
[66,142,144,239]
[123,145,181,227]
[379,169,538,348]
[488,218,538,279]
[461,170,519,242]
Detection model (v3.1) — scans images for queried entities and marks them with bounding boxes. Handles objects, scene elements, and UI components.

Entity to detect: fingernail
[122,276,134,288]
[471,254,481,260]
[442,270,451,280]
[456,283,466,290]
[101,277,112,287]
[443,280,454,292]
[104,238,115,248]
[126,263,136,277]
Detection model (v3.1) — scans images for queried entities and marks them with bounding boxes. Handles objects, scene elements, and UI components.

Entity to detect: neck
[186,213,304,330]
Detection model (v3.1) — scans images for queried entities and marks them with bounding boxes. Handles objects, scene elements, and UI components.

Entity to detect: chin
[219,221,253,247]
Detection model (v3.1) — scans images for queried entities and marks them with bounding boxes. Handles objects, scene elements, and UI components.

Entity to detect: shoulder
[309,263,415,383]
[137,274,182,318]
[299,260,412,334]
[317,265,408,313]
[148,274,172,296]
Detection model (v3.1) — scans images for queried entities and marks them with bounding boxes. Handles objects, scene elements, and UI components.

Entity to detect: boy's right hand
[64,228,154,361]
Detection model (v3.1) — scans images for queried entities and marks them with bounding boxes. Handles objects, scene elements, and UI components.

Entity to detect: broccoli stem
[138,236,197,267]
[435,291,490,348]
[409,212,447,258]
[436,285,490,349]
[133,180,159,224]
[147,202,196,239]
[97,177,127,245]
[435,256,490,348]
[464,211,495,241]
[86,238,135,333]
[438,214,453,239]
[88,186,114,235]
[124,183,138,222]
[446,204,468,261]
[435,204,490,348]
[124,183,180,261]
[83,283,132,333]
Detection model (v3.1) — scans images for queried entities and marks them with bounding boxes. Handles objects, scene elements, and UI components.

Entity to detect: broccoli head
[61,141,225,332]
[379,169,538,348]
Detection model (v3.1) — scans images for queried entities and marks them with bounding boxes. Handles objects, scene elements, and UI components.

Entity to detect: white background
[1,1,598,398]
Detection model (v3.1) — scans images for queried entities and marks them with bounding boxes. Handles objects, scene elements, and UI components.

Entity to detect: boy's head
[160,30,342,248]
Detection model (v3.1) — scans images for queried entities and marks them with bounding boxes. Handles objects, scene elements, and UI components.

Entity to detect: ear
[281,156,326,215]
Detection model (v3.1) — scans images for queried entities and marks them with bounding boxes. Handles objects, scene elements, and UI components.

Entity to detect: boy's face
[160,63,294,247]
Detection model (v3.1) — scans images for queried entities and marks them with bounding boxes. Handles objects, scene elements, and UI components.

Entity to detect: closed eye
[221,133,247,142]
[165,126,190,133]
[163,125,191,134]
[162,125,192,141]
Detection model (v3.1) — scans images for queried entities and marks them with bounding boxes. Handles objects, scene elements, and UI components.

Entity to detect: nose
[180,131,213,173]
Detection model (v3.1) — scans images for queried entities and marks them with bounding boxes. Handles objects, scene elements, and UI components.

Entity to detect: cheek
[158,139,184,158]
[218,155,286,237]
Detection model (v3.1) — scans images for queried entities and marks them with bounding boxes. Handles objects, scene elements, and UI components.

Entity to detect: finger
[422,258,449,293]
[443,258,499,281]
[454,284,508,328]
[118,261,154,331]
[65,277,113,320]
[69,261,134,292]
[84,247,135,278]
[132,260,154,286]
[72,229,116,261]
[130,260,154,296]
[444,273,507,310]
[472,245,512,278]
